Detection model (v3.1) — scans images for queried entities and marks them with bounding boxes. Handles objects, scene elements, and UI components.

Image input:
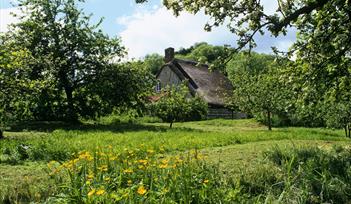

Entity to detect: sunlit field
[1,117,350,203]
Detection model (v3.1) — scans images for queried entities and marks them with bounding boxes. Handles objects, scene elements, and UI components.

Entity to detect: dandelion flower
[96,189,105,196]
[98,165,108,172]
[109,156,117,161]
[159,164,168,169]
[161,159,169,164]
[137,185,147,195]
[203,179,209,184]
[138,159,148,165]
[123,168,133,173]
[88,189,96,197]
[87,174,94,180]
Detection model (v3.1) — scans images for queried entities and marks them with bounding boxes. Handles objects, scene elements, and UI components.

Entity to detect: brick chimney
[164,47,174,63]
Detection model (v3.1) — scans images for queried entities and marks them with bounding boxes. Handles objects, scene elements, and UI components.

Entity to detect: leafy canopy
[1,0,150,122]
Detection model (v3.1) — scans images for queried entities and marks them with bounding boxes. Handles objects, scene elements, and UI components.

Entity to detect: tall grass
[1,118,350,203]
[47,146,238,203]
[242,145,351,203]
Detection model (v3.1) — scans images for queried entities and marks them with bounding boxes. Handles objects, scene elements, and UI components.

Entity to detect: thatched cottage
[156,47,244,119]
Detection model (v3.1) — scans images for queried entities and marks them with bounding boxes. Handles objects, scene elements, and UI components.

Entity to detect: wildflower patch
[47,147,232,203]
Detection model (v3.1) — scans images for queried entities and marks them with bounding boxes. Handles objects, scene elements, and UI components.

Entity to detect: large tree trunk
[0,129,3,139]
[345,125,348,138]
[267,110,272,131]
[345,124,351,138]
[64,86,77,122]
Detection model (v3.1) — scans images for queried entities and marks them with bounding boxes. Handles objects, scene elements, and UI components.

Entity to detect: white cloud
[117,4,296,59]
[0,7,21,32]
[117,7,233,59]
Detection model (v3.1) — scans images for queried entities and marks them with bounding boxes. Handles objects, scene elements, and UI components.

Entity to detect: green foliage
[137,0,351,133]
[0,118,350,202]
[261,146,351,203]
[94,62,156,117]
[176,42,233,74]
[149,84,208,127]
[227,52,292,130]
[2,0,127,122]
[143,53,164,75]
[0,163,57,203]
[151,0,349,56]
[48,147,234,203]
[0,39,46,136]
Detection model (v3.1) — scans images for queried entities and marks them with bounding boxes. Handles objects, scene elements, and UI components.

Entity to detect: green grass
[0,118,350,203]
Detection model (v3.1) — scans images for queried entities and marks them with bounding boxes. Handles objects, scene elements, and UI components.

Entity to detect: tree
[176,42,233,74]
[95,61,156,116]
[140,0,350,55]
[137,0,351,131]
[143,54,164,75]
[7,0,125,121]
[0,36,45,138]
[150,84,208,128]
[228,52,291,130]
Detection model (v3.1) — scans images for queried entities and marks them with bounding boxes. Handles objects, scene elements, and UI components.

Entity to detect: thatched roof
[157,58,233,107]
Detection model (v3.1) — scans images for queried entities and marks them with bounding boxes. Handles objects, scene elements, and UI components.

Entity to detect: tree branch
[272,0,329,33]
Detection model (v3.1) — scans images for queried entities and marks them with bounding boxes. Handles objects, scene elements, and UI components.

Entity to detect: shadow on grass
[8,121,201,134]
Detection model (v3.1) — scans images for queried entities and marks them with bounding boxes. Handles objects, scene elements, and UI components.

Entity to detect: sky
[0,0,296,59]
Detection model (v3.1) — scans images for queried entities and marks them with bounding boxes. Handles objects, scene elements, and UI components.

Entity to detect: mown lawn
[0,118,350,203]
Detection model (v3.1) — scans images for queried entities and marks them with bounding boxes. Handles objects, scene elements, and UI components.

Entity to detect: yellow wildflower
[203,179,209,184]
[98,165,108,172]
[161,159,169,164]
[87,174,94,180]
[88,189,96,197]
[104,177,111,182]
[123,168,133,173]
[127,180,132,185]
[96,189,105,196]
[78,151,93,161]
[147,149,154,154]
[159,164,168,169]
[47,160,57,168]
[137,185,147,195]
[138,159,148,165]
[109,156,117,161]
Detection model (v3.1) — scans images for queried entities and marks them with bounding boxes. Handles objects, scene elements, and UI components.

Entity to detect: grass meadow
[1,117,350,203]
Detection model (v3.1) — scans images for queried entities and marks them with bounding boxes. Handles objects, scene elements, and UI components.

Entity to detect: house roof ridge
[174,58,209,68]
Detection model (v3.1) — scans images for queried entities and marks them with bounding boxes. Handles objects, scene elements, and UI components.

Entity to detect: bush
[149,84,208,127]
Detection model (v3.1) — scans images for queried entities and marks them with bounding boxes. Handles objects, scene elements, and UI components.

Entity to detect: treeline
[1,0,350,137]
[142,42,351,136]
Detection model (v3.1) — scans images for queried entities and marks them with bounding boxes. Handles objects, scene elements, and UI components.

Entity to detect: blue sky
[0,0,296,59]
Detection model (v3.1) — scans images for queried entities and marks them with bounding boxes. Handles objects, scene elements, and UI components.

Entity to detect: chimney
[164,47,174,63]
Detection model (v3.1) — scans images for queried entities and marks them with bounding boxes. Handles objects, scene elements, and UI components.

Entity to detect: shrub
[149,84,208,127]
